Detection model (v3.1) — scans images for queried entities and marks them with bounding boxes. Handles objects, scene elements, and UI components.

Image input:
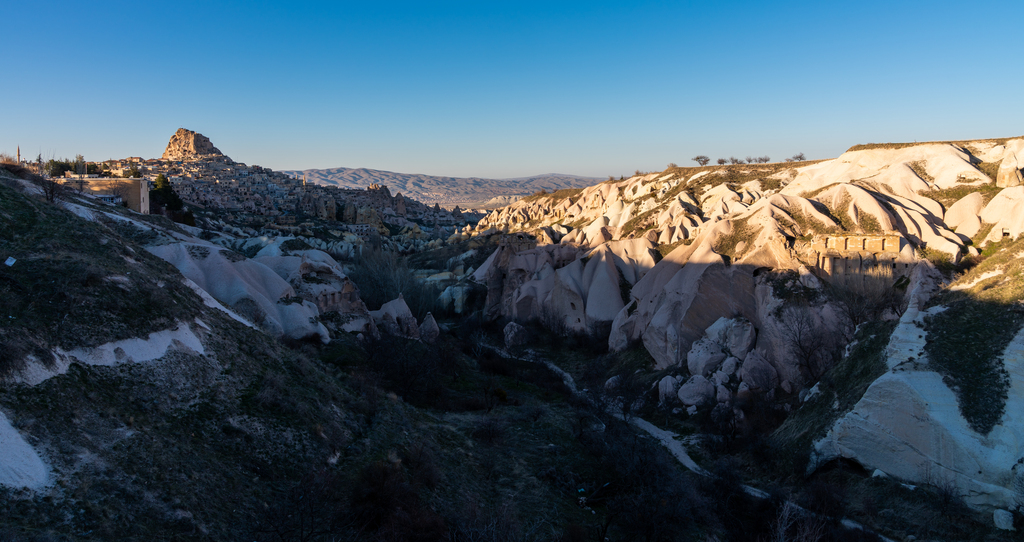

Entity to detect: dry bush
[255,468,349,541]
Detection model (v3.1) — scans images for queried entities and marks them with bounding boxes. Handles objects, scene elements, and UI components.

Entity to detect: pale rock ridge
[944,192,986,239]
[781,144,992,198]
[480,239,657,335]
[147,242,330,343]
[980,186,1024,244]
[813,263,1024,509]
[14,321,207,386]
[162,128,224,160]
[995,139,1024,188]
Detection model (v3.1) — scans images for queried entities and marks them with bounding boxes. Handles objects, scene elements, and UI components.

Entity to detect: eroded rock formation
[162,128,225,160]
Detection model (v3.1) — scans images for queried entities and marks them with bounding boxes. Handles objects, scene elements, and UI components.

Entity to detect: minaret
[16,146,20,163]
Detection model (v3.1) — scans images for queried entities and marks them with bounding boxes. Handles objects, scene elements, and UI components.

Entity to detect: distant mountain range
[279,167,601,208]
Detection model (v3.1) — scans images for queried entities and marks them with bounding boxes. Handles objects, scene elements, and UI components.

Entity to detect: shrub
[801,479,845,520]
[346,249,439,318]
[351,459,446,539]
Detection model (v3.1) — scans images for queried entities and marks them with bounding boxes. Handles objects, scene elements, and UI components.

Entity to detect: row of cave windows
[827,260,912,271]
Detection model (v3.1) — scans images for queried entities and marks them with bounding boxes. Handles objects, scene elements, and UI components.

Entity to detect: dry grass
[520,187,584,204]
[847,136,1021,153]
[907,161,934,183]
[922,183,1002,208]
[712,219,761,262]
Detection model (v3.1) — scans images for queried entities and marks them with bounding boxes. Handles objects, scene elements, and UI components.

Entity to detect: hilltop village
[43,129,474,249]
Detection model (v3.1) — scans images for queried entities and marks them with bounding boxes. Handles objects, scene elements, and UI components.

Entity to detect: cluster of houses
[63,155,468,236]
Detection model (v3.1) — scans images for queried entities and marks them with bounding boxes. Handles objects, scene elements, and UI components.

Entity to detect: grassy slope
[923,236,1024,434]
[0,177,203,358]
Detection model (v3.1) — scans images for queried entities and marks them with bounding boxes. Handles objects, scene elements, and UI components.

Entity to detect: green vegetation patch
[782,206,837,239]
[979,161,1002,182]
[923,184,1002,208]
[907,160,934,183]
[923,299,1017,434]
[922,236,1024,433]
[656,240,684,259]
[0,182,203,357]
[712,218,761,262]
[280,237,313,252]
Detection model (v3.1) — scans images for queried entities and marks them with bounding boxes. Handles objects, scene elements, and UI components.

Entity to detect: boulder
[704,317,757,360]
[721,356,739,376]
[503,321,529,349]
[994,509,1015,531]
[686,337,726,377]
[677,375,715,406]
[658,375,681,404]
[738,351,778,391]
[716,384,731,403]
[371,296,420,339]
[420,313,440,344]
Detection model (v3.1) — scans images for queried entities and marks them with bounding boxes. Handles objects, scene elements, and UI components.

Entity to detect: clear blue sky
[4,1,1022,179]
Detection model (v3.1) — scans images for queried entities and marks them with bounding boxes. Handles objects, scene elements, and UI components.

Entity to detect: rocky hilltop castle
[162,128,225,161]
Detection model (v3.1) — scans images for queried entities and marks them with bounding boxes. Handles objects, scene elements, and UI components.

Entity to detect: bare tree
[39,178,68,203]
[667,162,678,168]
[692,155,711,166]
[828,279,899,334]
[728,157,743,165]
[778,305,841,383]
[717,158,727,165]
[786,152,807,163]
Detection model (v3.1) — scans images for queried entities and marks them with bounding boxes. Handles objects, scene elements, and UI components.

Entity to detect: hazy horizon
[4,1,1023,179]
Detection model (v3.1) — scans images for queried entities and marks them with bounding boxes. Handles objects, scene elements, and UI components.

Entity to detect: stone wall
[811,233,913,290]
[84,179,149,214]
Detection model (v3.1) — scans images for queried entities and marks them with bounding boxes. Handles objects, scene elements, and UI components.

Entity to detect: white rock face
[0,410,49,490]
[980,186,1024,245]
[813,264,1024,509]
[996,139,1024,188]
[15,322,206,386]
[944,191,986,239]
[148,243,329,343]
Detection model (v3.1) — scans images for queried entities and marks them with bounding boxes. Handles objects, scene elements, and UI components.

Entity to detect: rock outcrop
[162,128,225,161]
[996,139,1024,188]
[148,242,330,343]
